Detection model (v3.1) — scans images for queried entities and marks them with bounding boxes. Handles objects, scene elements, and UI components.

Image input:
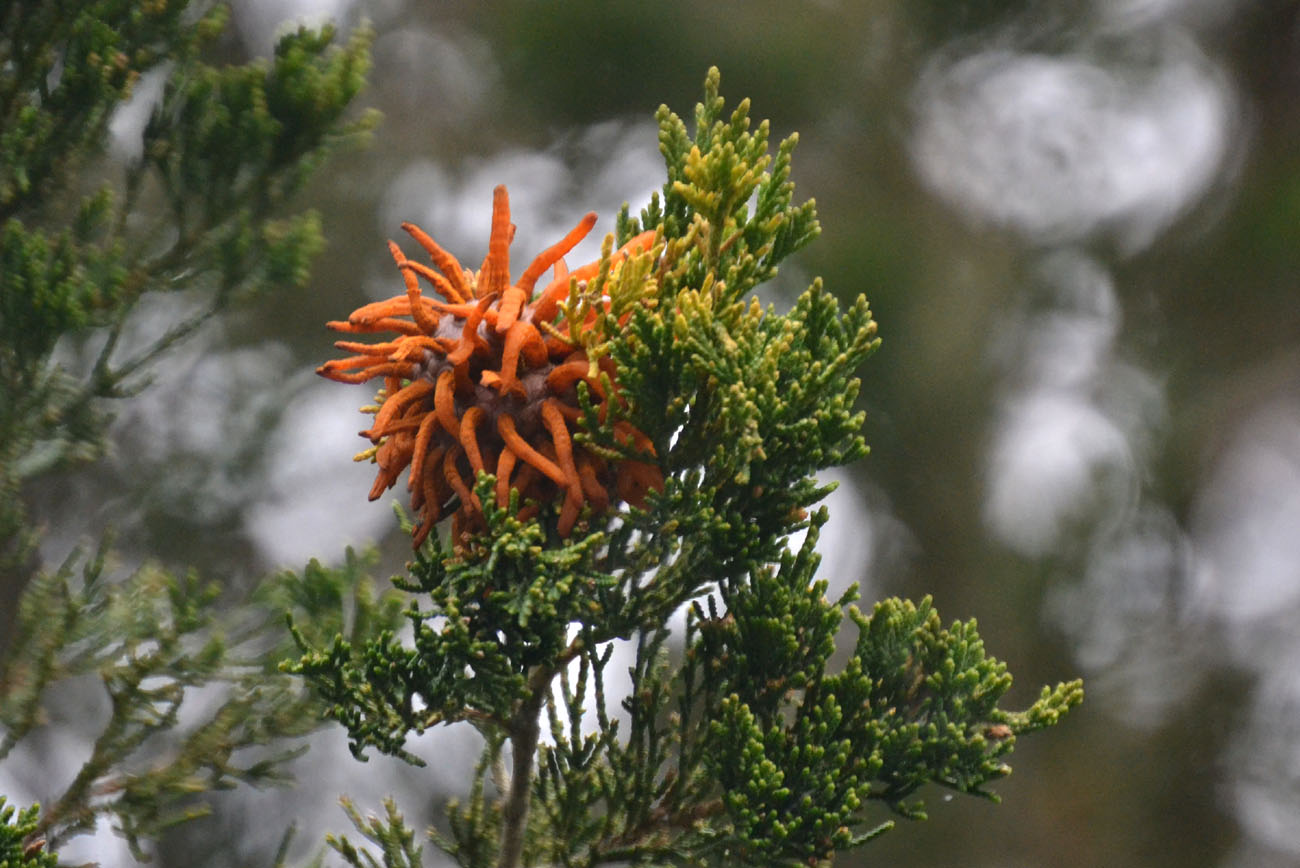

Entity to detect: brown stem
[496,686,545,868]
[493,643,586,867]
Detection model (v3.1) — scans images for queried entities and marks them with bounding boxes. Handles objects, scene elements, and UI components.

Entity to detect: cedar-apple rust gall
[318,185,663,548]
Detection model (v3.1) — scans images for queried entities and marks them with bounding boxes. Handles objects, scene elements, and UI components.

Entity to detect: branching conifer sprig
[0,4,378,645]
[328,796,425,868]
[689,513,1084,864]
[291,67,1081,868]
[427,729,511,868]
[0,544,406,858]
[0,0,203,219]
[638,68,818,303]
[2,2,389,860]
[0,796,56,868]
[288,485,621,765]
[533,642,619,859]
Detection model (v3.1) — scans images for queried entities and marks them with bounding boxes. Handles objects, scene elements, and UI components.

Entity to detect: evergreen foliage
[288,69,1082,868]
[0,540,405,858]
[0,797,55,868]
[0,0,376,606]
[0,1,382,860]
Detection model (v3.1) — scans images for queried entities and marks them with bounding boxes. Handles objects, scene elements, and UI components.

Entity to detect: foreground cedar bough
[292,68,1083,868]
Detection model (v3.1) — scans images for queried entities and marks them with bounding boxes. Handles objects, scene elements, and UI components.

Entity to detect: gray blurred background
[6,0,1300,865]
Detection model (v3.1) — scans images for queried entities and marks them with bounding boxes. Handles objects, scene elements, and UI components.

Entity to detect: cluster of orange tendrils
[318,185,663,548]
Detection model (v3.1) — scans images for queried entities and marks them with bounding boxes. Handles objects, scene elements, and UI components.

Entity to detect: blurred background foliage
[3,0,1299,866]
